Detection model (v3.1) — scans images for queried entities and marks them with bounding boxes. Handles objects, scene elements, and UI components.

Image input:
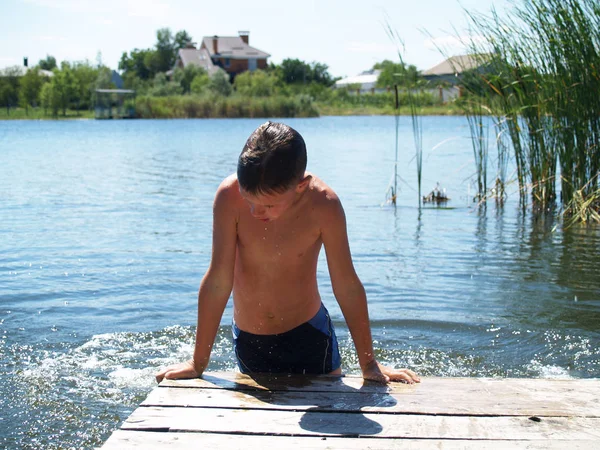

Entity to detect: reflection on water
[0,117,598,449]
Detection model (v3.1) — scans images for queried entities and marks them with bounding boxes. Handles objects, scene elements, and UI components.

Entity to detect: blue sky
[0,0,510,77]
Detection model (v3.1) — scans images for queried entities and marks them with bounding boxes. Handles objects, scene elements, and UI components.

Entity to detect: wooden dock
[101,372,600,449]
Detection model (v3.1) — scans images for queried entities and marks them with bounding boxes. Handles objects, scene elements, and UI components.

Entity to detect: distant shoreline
[0,104,465,121]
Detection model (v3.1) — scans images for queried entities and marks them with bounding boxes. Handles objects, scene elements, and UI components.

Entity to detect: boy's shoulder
[305,174,343,214]
[216,174,241,197]
[213,174,243,212]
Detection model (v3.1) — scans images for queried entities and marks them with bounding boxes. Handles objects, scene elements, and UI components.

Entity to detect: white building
[334,69,382,93]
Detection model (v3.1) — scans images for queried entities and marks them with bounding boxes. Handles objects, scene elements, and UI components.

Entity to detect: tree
[174,30,194,50]
[119,48,153,80]
[207,71,232,96]
[279,58,311,84]
[173,65,206,94]
[234,70,279,96]
[38,55,57,71]
[18,67,44,113]
[150,72,182,96]
[52,63,79,115]
[276,58,335,86]
[190,72,210,94]
[154,28,176,73]
[310,62,335,86]
[40,81,59,115]
[71,61,99,110]
[0,67,20,114]
[374,60,420,88]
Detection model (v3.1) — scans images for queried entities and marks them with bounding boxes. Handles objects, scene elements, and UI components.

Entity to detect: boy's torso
[228,174,331,335]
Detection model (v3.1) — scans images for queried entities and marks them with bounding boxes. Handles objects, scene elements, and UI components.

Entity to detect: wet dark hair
[237,121,307,195]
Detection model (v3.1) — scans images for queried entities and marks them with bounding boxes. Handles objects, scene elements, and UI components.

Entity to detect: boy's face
[240,178,309,222]
[240,188,298,222]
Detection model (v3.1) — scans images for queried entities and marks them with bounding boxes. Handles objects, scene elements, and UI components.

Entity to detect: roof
[201,36,270,59]
[422,54,491,76]
[335,69,380,87]
[95,89,135,94]
[176,48,221,75]
[0,66,54,77]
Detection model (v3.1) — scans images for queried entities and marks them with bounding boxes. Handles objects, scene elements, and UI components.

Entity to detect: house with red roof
[173,31,270,80]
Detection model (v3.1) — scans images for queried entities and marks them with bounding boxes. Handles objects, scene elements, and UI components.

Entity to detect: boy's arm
[320,193,419,384]
[156,179,238,383]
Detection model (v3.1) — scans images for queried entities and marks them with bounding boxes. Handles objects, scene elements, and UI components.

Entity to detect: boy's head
[237,121,307,196]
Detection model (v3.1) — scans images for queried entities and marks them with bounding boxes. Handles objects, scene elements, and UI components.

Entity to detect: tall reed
[494,118,510,201]
[385,22,424,207]
[462,0,599,220]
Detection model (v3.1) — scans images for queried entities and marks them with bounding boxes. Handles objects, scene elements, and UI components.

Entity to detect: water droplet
[264,227,268,231]
[262,236,266,240]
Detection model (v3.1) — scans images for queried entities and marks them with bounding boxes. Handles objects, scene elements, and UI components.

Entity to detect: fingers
[363,369,390,384]
[155,369,167,384]
[387,368,421,384]
[155,366,181,384]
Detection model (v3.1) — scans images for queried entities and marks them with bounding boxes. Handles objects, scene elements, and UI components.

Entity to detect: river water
[1,116,599,448]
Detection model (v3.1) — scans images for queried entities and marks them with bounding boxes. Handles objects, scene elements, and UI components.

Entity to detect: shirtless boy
[156,122,419,384]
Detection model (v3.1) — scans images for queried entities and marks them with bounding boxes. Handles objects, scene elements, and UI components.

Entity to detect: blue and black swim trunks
[232,302,341,374]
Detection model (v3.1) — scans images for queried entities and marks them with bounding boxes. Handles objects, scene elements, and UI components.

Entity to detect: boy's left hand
[362,360,421,384]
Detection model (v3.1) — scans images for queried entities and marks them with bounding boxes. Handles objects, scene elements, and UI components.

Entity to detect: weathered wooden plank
[160,371,600,395]
[121,407,600,440]
[157,373,600,417]
[143,383,598,417]
[101,430,599,449]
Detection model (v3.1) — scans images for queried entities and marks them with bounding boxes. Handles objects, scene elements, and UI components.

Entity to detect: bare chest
[236,212,321,266]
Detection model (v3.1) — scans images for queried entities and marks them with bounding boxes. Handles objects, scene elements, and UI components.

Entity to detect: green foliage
[149,72,182,96]
[38,55,57,71]
[233,70,280,96]
[208,71,232,97]
[174,30,194,50]
[0,67,21,114]
[71,61,100,110]
[119,28,194,83]
[119,48,154,80]
[374,60,420,88]
[464,0,600,214]
[51,63,79,116]
[40,81,59,115]
[173,65,206,94]
[134,94,318,119]
[153,28,177,73]
[190,72,210,94]
[275,58,335,86]
[18,68,44,112]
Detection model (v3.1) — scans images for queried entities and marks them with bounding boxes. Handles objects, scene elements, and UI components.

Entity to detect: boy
[156,122,419,384]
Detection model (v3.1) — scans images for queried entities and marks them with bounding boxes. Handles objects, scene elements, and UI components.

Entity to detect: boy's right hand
[155,359,202,383]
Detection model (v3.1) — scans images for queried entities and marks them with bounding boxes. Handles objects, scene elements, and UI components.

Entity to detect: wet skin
[156,173,420,384]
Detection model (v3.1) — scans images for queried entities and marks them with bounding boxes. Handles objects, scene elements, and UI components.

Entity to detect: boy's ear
[295,175,312,193]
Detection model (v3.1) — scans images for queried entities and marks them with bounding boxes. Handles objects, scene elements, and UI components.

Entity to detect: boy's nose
[250,204,266,217]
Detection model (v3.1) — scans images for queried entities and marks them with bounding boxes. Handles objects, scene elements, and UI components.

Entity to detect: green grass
[314,103,464,116]
[0,107,94,120]
[1,102,469,120]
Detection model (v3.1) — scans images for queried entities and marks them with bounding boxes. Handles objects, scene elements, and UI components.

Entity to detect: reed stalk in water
[462,0,599,218]
[385,21,424,207]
